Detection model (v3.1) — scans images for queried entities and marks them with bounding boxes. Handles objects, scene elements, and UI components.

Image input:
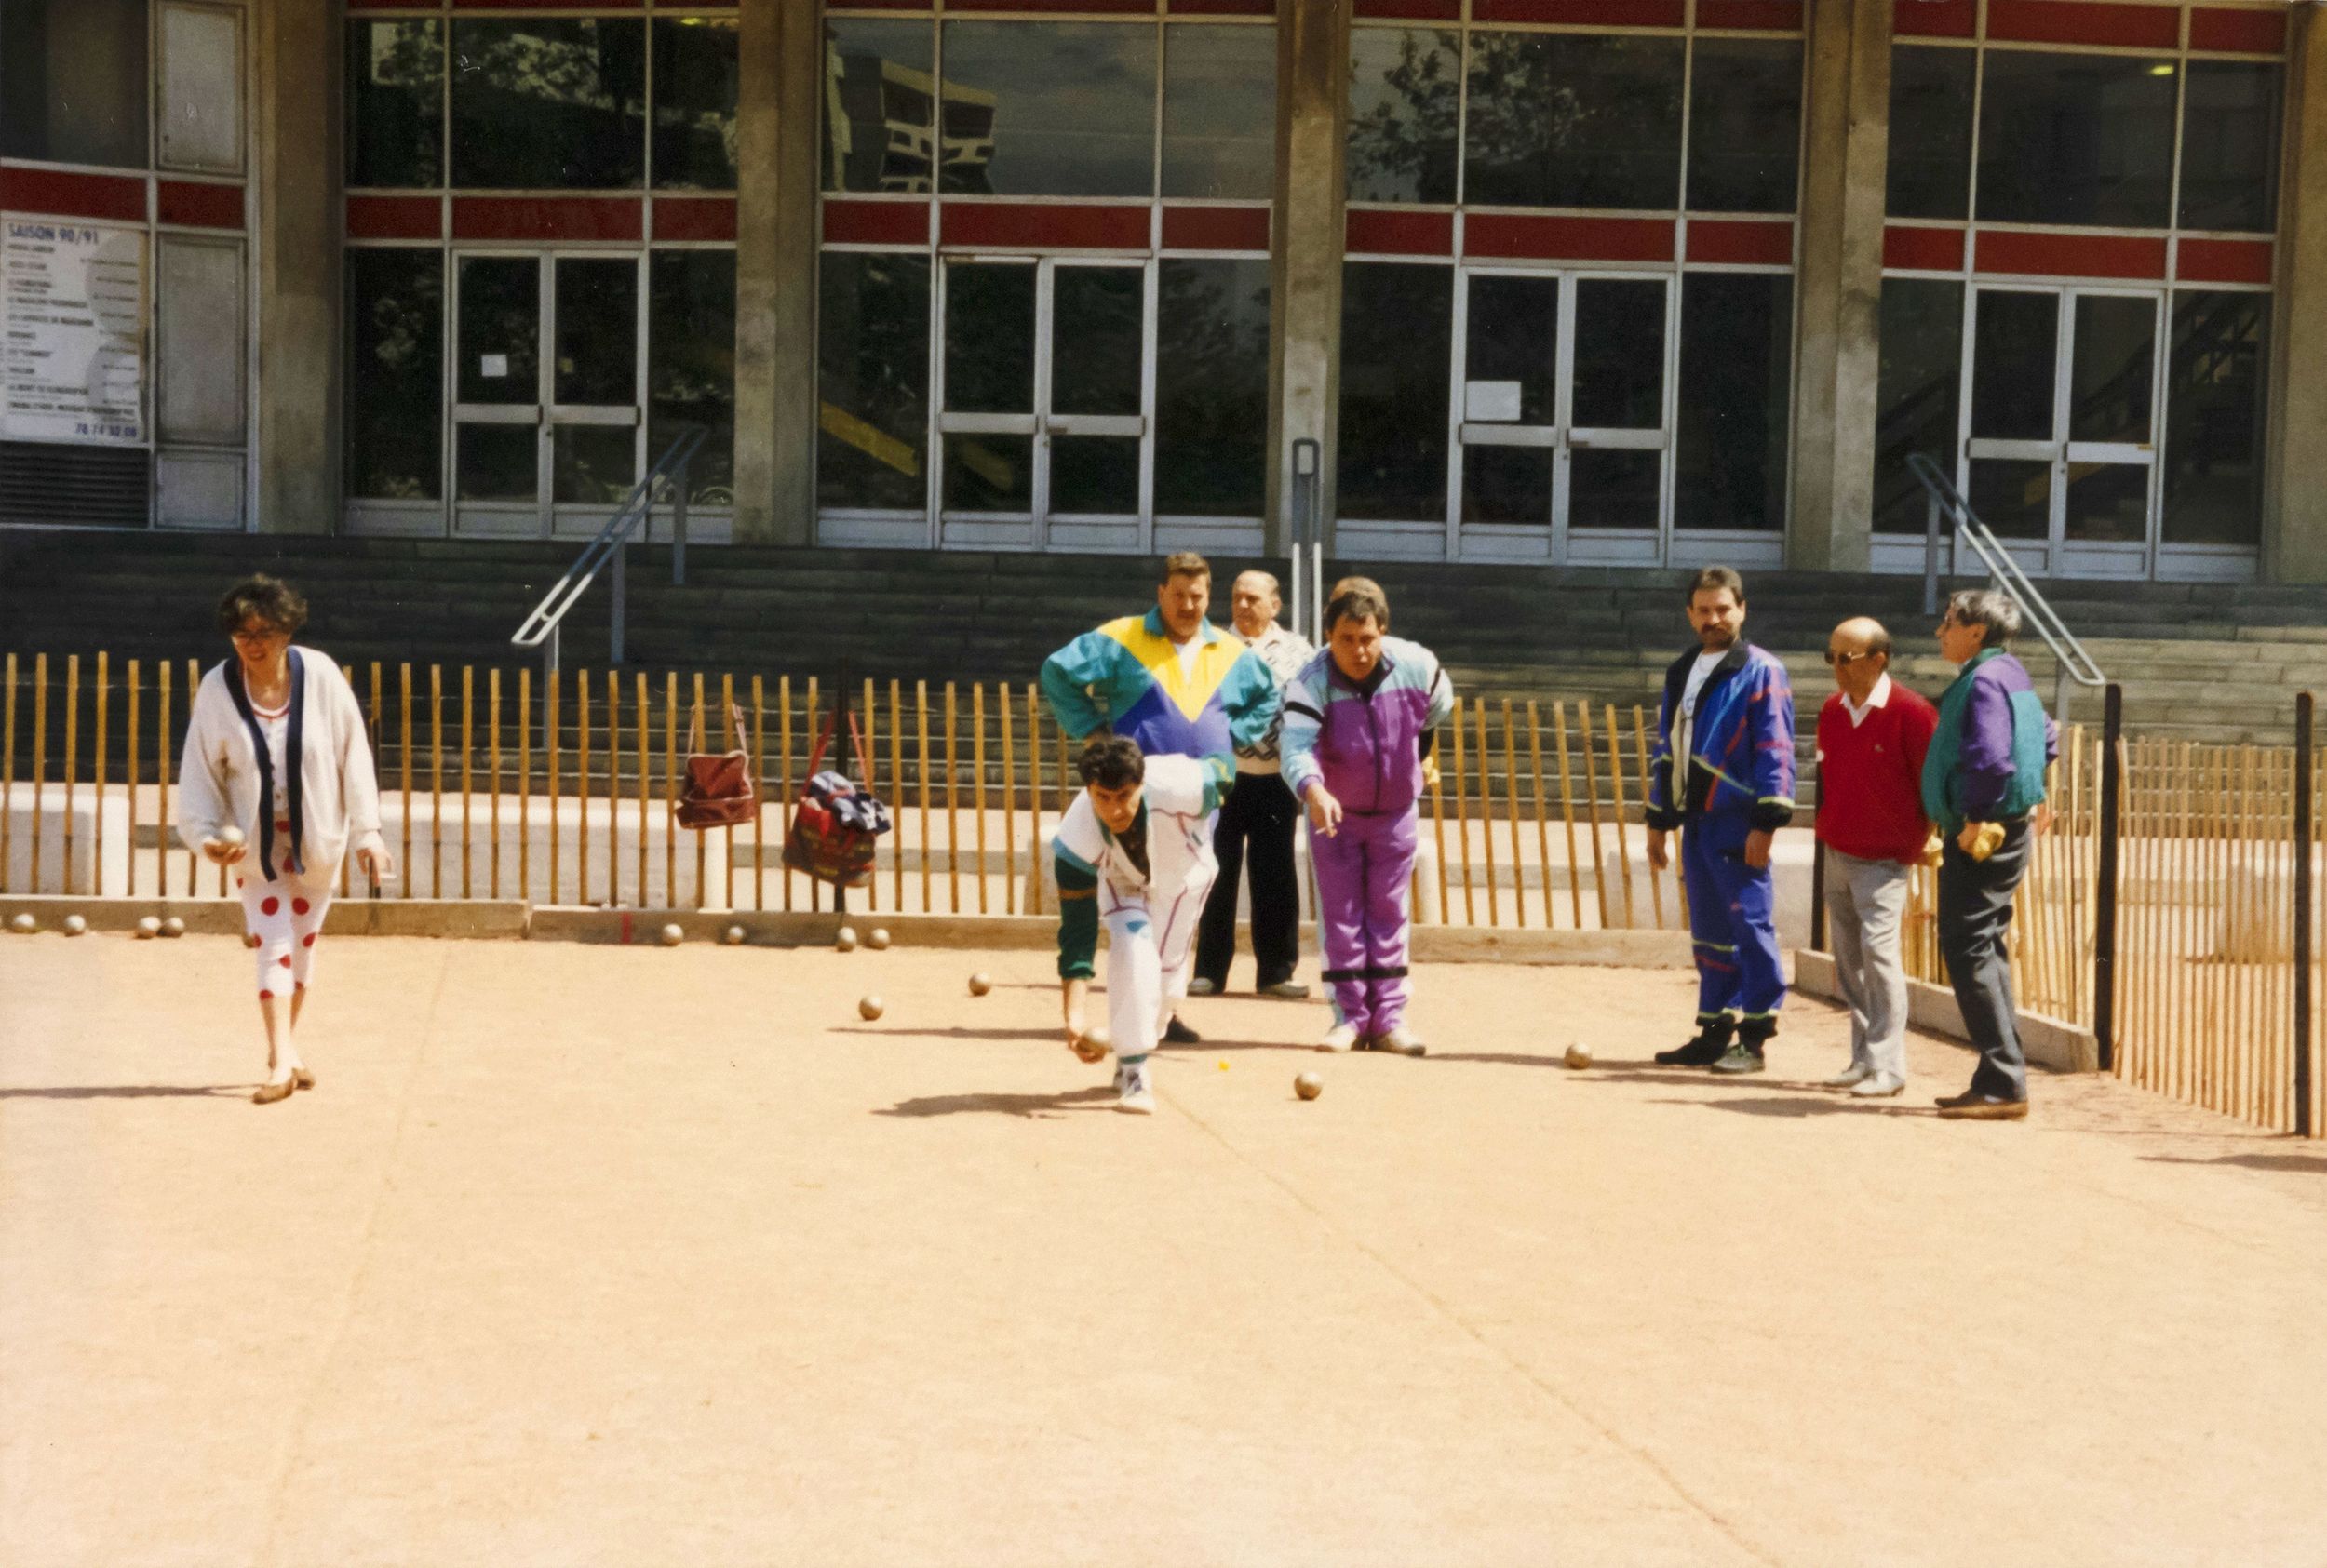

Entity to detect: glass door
[1452,269,1669,563]
[937,257,1151,552]
[1965,285,2161,578]
[451,253,643,540]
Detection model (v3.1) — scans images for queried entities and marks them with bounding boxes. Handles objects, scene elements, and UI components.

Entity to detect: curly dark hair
[216,574,309,637]
[1075,733,1146,790]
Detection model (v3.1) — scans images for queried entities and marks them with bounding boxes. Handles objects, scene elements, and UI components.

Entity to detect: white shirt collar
[1842,672,1892,726]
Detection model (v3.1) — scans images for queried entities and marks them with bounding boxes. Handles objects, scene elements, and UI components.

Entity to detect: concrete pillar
[2266,4,2327,583]
[733,0,822,545]
[252,0,338,533]
[1784,0,1891,572]
[1267,0,1349,556]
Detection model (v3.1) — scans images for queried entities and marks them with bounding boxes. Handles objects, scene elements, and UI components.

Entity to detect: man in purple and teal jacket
[1924,589,2058,1122]
[1278,580,1453,1056]
[1644,567,1797,1075]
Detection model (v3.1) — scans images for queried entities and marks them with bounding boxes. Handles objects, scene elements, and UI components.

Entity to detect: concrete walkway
[4,936,2324,1566]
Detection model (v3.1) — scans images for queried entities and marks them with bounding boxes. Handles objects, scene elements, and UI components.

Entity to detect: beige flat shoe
[253,1076,295,1105]
[292,1067,316,1091]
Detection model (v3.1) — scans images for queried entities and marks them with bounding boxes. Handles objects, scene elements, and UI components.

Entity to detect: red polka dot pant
[240,877,330,999]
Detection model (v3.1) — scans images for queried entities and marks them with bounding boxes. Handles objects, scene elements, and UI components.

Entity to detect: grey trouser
[1823,849,1911,1082]
[1938,819,2034,1101]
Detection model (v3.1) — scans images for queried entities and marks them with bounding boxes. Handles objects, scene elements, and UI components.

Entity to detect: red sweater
[1815,681,1939,864]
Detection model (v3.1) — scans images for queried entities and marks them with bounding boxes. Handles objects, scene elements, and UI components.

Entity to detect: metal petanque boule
[858,995,884,1021]
[62,914,87,937]
[8,913,34,934]
[722,925,747,946]
[1565,1042,1594,1070]
[968,972,992,998]
[660,923,685,947]
[136,917,162,939]
[868,928,891,950]
[160,918,185,938]
[836,926,859,953]
[1295,1072,1324,1101]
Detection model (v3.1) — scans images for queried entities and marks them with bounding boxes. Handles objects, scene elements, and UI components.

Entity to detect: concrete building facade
[2,0,2320,582]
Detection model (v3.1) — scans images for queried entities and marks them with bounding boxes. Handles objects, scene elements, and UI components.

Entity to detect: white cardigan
[176,648,385,886]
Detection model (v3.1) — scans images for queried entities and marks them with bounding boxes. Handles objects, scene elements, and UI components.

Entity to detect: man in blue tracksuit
[1644,567,1797,1074]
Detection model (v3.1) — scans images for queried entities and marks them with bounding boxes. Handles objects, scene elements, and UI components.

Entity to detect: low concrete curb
[3,893,1691,969]
[1793,948,2100,1073]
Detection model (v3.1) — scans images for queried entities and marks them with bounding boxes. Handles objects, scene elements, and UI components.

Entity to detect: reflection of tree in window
[652,19,739,191]
[1348,29,1459,204]
[1464,34,1683,210]
[1156,260,1270,517]
[2162,291,2269,547]
[818,255,931,512]
[650,252,736,505]
[1872,278,1963,533]
[450,20,646,189]
[346,251,443,502]
[347,20,443,187]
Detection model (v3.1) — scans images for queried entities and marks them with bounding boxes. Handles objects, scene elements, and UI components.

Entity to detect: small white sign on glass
[480,353,509,379]
[1464,380,1523,422]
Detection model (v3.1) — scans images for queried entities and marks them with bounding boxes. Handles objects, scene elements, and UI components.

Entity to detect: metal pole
[672,458,690,587]
[2092,682,2124,1074]
[1292,438,1319,642]
[1809,812,1827,951]
[611,534,626,666]
[2295,690,2314,1137]
[1922,487,1943,618]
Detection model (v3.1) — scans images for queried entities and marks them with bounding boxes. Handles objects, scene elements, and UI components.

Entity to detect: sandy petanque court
[4,932,2325,1567]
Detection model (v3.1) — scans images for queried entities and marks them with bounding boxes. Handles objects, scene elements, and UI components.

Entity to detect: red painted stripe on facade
[1892,0,1977,38]
[1464,212,1674,262]
[1686,219,1794,265]
[1695,0,1804,31]
[2187,7,2285,53]
[1473,0,1686,24]
[1883,224,1966,271]
[0,167,145,223]
[1167,0,1273,13]
[2177,236,2274,285]
[1353,0,1461,20]
[654,197,738,242]
[156,181,244,231]
[347,195,443,240]
[1985,0,2180,49]
[448,0,641,7]
[1975,229,2168,280]
[822,0,925,9]
[451,196,643,243]
[1347,208,1456,256]
[823,200,931,247]
[940,202,1150,250]
[1161,206,1270,252]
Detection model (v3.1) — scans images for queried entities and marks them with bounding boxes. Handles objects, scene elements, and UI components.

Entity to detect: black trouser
[1938,817,2033,1101]
[1194,771,1301,989]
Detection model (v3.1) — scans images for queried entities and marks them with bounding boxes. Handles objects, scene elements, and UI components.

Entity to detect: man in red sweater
[1814,617,1939,1098]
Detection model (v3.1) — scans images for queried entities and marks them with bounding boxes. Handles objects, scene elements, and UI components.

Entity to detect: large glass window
[822,20,937,194]
[1348,28,1459,204]
[818,253,931,513]
[938,23,1156,197]
[0,0,150,168]
[2162,291,2268,547]
[1872,279,1963,534]
[1463,33,1684,210]
[346,249,444,501]
[346,20,443,189]
[652,18,739,192]
[648,251,736,506]
[1155,260,1270,517]
[1887,46,1974,220]
[2179,62,2281,233]
[1675,273,1791,532]
[1338,263,1452,520]
[449,20,647,190]
[1162,25,1276,201]
[1975,52,2176,228]
[1687,39,1802,213]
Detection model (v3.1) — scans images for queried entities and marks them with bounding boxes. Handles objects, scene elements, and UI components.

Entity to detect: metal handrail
[510,425,707,677]
[1909,451,2107,719]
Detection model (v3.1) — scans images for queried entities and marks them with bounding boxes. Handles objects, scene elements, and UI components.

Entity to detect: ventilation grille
[0,441,153,527]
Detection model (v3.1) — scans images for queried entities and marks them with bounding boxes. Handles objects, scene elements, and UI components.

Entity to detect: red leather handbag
[675,702,758,831]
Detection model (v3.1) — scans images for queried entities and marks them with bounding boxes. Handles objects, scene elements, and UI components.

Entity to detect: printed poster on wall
[2,218,148,446]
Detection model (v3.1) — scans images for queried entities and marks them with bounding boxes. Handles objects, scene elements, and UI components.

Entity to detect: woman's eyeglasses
[229,626,288,645]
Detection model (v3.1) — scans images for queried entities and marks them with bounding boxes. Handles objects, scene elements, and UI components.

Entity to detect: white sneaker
[1823,1063,1875,1089]
[1116,1055,1156,1115]
[1850,1074,1906,1099]
[1374,1025,1427,1057]
[1318,1023,1359,1053]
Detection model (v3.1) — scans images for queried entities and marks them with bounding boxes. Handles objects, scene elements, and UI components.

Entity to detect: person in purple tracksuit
[1277,581,1454,1056]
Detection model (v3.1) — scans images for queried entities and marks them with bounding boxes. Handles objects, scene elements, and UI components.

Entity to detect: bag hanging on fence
[782,711,892,888]
[676,702,758,830]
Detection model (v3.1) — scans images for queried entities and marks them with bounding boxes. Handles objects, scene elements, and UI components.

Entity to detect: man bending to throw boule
[1056,735,1234,1115]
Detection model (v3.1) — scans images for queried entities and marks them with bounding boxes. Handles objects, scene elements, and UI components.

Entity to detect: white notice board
[2,218,149,446]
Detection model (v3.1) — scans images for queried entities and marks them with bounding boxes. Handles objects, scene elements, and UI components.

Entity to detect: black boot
[1655,1015,1734,1067]
[1711,1015,1776,1076]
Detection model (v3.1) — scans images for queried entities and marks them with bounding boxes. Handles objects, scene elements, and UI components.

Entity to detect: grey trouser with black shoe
[1823,848,1911,1083]
[1937,818,2034,1101]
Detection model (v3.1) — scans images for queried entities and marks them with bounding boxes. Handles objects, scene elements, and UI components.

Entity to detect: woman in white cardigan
[178,576,397,1103]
